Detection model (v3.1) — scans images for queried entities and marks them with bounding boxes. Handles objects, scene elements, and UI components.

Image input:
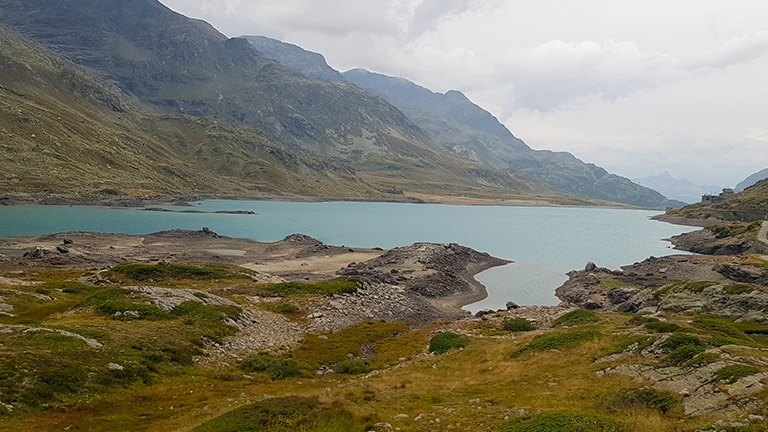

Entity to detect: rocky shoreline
[0,229,508,323]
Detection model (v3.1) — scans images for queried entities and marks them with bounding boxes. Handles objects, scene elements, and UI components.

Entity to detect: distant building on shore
[701,188,735,203]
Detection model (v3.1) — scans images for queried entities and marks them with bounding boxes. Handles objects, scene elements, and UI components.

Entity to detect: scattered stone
[107,363,125,371]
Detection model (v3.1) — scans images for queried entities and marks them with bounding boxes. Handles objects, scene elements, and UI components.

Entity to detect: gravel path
[759,221,768,245]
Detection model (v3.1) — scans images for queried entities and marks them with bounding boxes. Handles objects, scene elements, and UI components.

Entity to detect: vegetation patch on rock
[553,310,599,327]
[264,277,358,297]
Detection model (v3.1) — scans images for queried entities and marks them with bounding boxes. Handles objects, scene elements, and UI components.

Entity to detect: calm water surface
[0,201,697,311]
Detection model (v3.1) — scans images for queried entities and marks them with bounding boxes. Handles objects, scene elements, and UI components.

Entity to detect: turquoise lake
[0,201,697,311]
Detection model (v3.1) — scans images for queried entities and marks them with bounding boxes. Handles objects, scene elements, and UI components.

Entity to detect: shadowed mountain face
[0,24,387,197]
[0,0,555,201]
[243,36,345,82]
[0,0,432,157]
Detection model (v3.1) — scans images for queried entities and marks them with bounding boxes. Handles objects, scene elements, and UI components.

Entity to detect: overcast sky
[160,0,768,187]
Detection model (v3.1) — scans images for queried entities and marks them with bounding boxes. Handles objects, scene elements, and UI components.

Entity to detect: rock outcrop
[556,256,768,318]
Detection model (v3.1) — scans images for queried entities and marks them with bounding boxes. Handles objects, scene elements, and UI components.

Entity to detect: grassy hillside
[666,179,768,222]
[3,264,768,431]
[0,23,570,202]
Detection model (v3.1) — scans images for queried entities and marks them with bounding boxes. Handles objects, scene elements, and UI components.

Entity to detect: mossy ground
[3,266,768,431]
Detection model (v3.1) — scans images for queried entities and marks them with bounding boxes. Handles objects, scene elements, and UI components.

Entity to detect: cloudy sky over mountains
[161,0,768,186]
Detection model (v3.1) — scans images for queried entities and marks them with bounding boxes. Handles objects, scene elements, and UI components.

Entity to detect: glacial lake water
[0,201,697,311]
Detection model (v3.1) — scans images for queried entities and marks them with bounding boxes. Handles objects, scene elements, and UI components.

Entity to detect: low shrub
[192,396,369,432]
[502,318,536,332]
[644,321,681,333]
[685,352,720,367]
[294,321,407,366]
[714,365,760,384]
[264,277,358,296]
[660,333,704,351]
[512,331,597,358]
[333,360,373,375]
[502,411,625,432]
[624,315,658,327]
[553,310,599,327]
[665,345,707,366]
[275,302,299,314]
[107,263,240,281]
[429,332,468,354]
[693,316,748,340]
[654,281,718,299]
[608,388,680,414]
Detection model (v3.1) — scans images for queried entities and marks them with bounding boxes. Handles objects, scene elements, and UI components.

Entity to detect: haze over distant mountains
[0,0,681,208]
[633,172,722,204]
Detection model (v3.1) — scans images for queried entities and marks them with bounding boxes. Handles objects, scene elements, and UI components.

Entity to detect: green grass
[502,318,536,332]
[191,396,371,432]
[722,283,757,295]
[264,277,358,297]
[653,281,719,299]
[95,301,168,320]
[685,352,720,367]
[714,365,760,384]
[608,388,680,414]
[293,321,407,367]
[693,316,749,340]
[553,310,599,327]
[706,222,762,239]
[333,360,373,375]
[660,333,704,350]
[502,411,625,432]
[601,334,653,356]
[31,333,87,350]
[275,302,299,314]
[240,354,306,381]
[599,279,628,290]
[428,332,468,354]
[106,263,245,282]
[644,321,681,333]
[512,331,598,358]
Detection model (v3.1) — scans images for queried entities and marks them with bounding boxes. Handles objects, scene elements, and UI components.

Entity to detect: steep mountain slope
[0,0,432,157]
[736,168,768,192]
[0,24,392,197]
[665,178,768,222]
[633,171,722,203]
[0,0,559,202]
[230,33,680,208]
[342,69,682,209]
[243,36,344,82]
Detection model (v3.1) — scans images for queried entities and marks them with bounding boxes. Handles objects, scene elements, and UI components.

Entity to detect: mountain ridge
[735,168,768,192]
[633,171,722,204]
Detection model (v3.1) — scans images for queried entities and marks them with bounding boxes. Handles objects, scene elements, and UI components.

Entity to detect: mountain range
[735,168,768,192]
[0,0,681,208]
[632,171,722,204]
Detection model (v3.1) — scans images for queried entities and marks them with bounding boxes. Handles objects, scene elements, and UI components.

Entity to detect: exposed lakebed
[0,200,697,311]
